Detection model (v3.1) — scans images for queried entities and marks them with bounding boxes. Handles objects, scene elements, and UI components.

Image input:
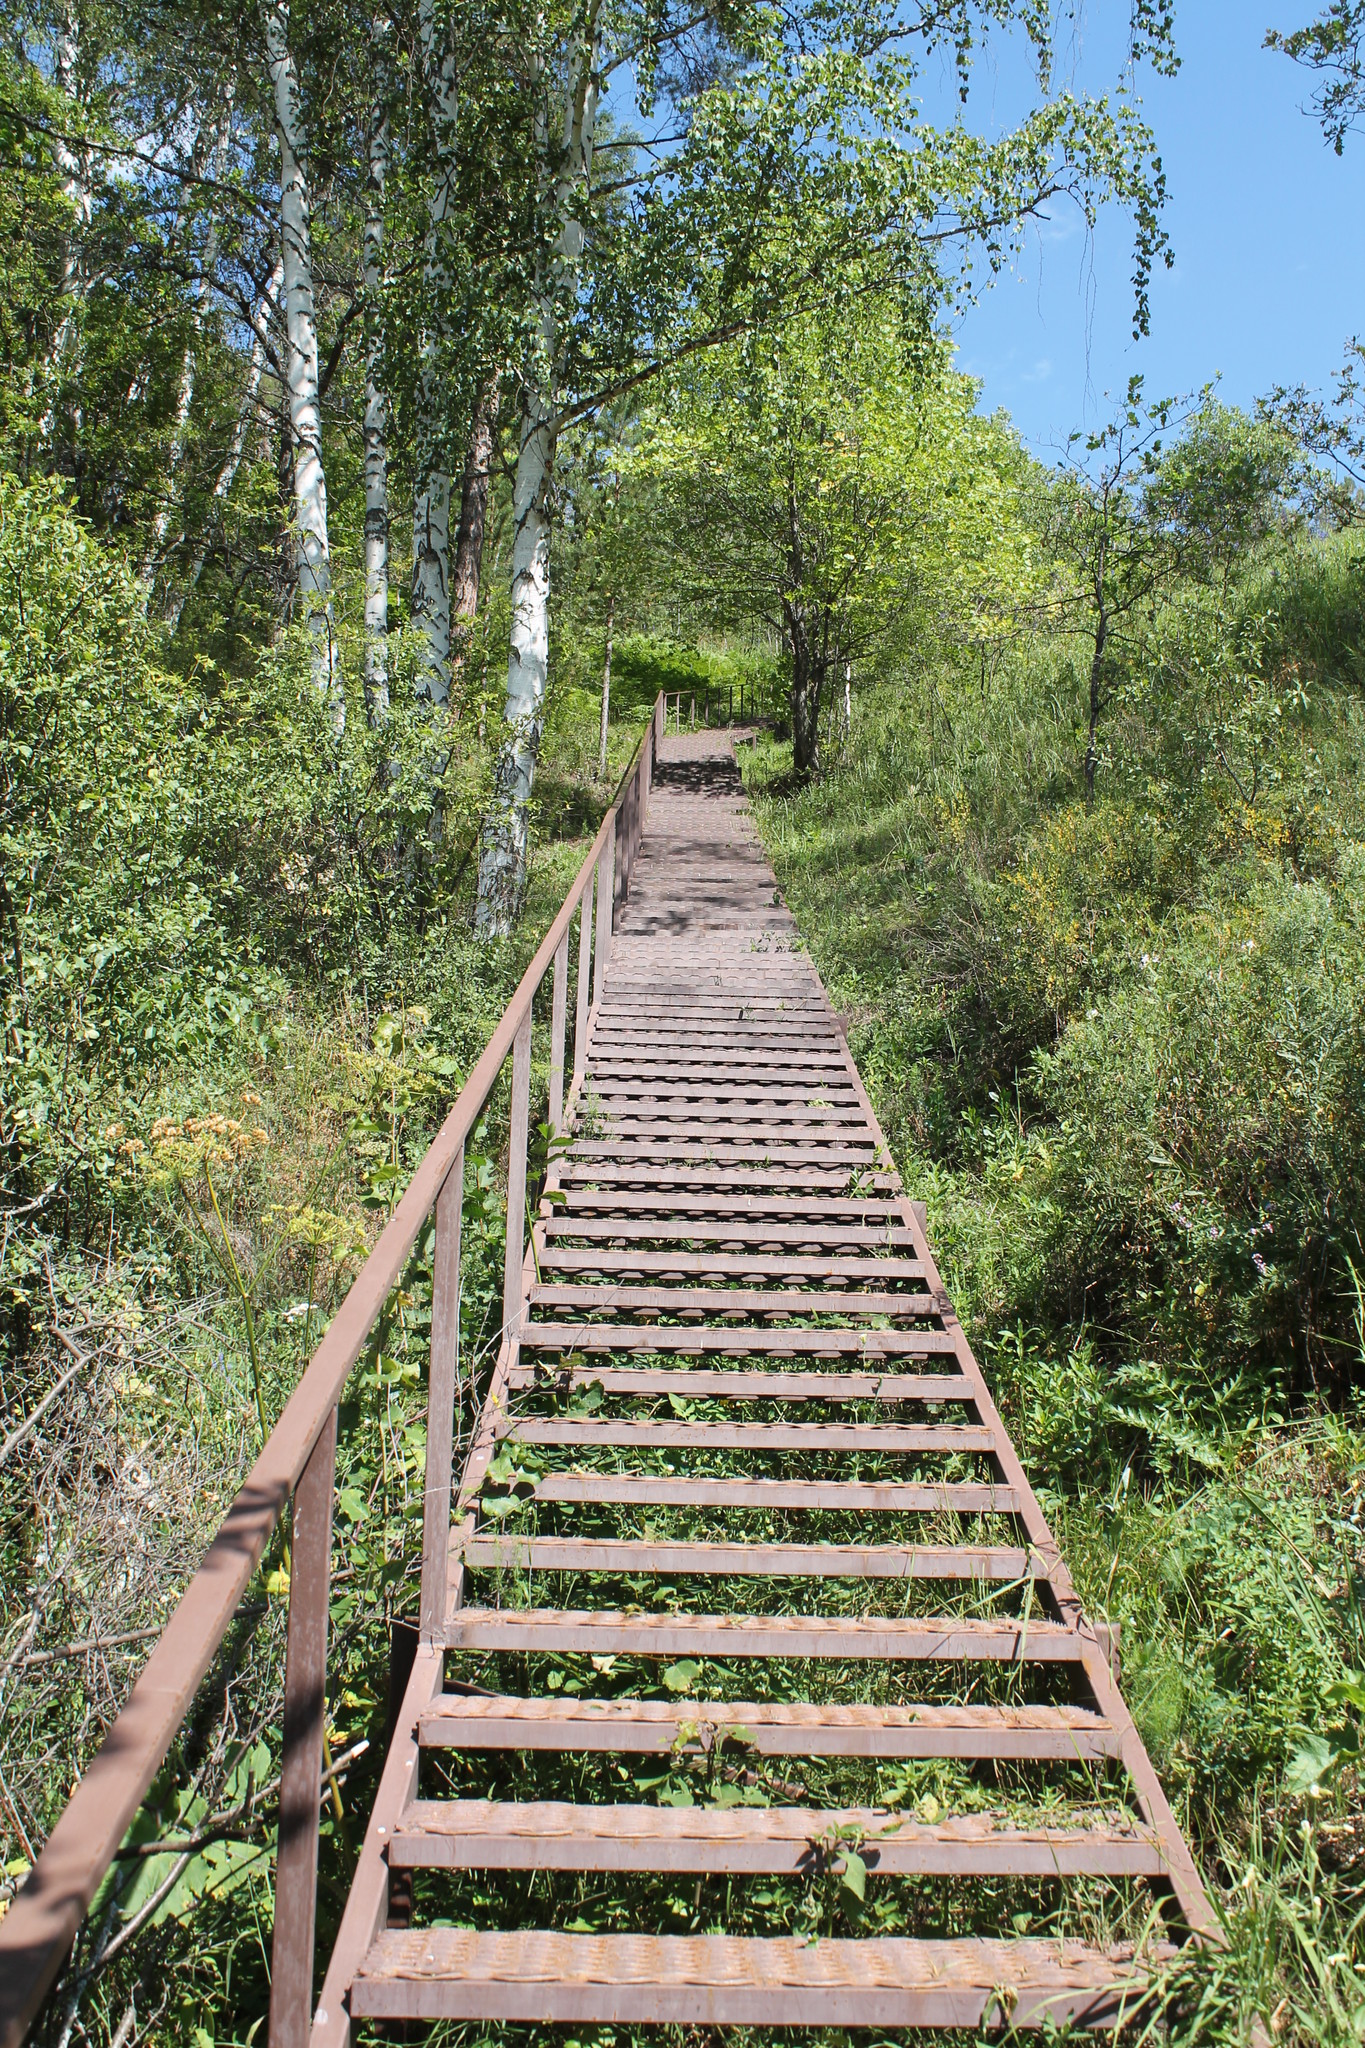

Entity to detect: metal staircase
[0,710,1212,2047]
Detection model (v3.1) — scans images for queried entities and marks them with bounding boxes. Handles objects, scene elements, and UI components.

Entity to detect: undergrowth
[742,534,1365,2042]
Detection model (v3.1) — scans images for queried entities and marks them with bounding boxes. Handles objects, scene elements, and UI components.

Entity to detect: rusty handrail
[0,693,666,2048]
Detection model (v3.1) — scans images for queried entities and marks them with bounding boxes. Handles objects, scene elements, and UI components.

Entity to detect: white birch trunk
[598,589,613,780]
[450,369,499,703]
[262,0,340,727]
[142,99,233,587]
[410,0,459,706]
[475,19,601,933]
[411,475,450,700]
[40,9,91,444]
[168,261,281,634]
[363,106,390,726]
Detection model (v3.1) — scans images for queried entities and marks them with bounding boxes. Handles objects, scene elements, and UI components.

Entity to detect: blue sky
[944,2,1365,455]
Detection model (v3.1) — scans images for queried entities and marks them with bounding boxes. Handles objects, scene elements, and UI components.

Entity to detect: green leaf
[1286,1731,1339,1794]
[663,1659,700,1693]
[1325,1676,1365,1715]
[838,1850,867,1900]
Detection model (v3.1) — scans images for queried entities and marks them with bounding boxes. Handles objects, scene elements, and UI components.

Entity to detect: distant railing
[663,674,776,731]
[0,694,668,2048]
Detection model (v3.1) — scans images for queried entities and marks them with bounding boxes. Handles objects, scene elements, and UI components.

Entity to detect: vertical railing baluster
[595,814,616,976]
[572,879,592,1099]
[419,1151,464,1640]
[549,932,569,1133]
[268,1404,339,2048]
[502,1009,533,1345]
[614,771,634,926]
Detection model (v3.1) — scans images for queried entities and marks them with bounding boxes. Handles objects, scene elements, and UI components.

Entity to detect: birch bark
[475,13,601,933]
[450,369,499,706]
[363,104,390,726]
[410,0,460,705]
[598,589,613,780]
[142,95,233,587]
[262,0,341,726]
[40,9,91,446]
[169,260,282,634]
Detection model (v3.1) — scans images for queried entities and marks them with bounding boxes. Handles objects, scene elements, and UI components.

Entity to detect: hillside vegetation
[745,521,1365,2042]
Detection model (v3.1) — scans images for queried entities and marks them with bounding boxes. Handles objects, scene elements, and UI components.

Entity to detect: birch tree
[363,94,391,725]
[168,259,284,635]
[475,2,602,929]
[262,0,341,722]
[409,0,463,707]
[472,0,1181,931]
[450,369,500,706]
[141,89,235,588]
[39,5,92,451]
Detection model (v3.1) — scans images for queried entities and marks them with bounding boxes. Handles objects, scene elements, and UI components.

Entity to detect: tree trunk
[142,95,233,589]
[169,260,281,635]
[787,609,821,778]
[475,18,601,934]
[411,480,450,701]
[598,589,614,781]
[1084,606,1107,806]
[450,370,499,707]
[363,105,390,727]
[40,8,91,451]
[262,0,340,725]
[474,396,555,931]
[410,0,460,707]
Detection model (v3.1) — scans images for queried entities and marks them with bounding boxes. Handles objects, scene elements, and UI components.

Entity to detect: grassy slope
[742,569,1365,2040]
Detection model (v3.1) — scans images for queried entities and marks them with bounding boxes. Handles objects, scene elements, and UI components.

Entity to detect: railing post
[548,932,569,1133]
[268,1404,339,2048]
[595,813,616,977]
[572,877,592,1098]
[419,1151,464,1639]
[614,769,637,927]
[502,1009,533,1347]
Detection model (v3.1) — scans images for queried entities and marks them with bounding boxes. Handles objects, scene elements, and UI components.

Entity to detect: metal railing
[663,675,776,732]
[0,694,667,2048]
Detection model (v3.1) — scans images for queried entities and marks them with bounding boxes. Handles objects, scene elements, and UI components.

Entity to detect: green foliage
[633,300,1039,770]
[741,397,1365,2035]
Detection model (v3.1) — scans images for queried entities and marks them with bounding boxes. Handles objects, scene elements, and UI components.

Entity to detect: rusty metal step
[348,1929,1169,2028]
[505,1366,969,1401]
[518,1325,952,1356]
[520,1474,1019,1513]
[494,1417,990,1451]
[416,1693,1119,1759]
[527,1282,937,1319]
[545,1193,909,1223]
[557,1166,900,1190]
[444,1610,1082,1661]
[537,1249,925,1279]
[387,1800,1167,1876]
[460,1536,1041,1580]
